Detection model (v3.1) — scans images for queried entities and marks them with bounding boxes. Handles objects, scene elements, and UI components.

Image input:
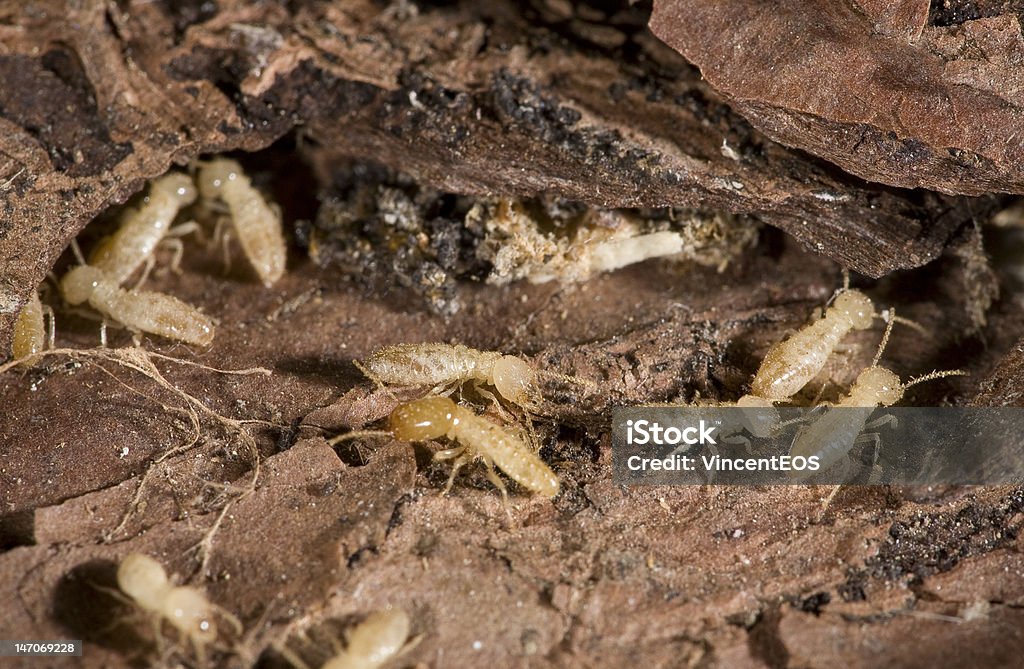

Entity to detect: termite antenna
[881,310,931,338]
[327,430,392,446]
[903,369,968,389]
[824,267,852,308]
[871,307,896,367]
[187,157,211,175]
[70,238,87,266]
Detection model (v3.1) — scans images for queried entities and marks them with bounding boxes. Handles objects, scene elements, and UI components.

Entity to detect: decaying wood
[2,3,1024,668]
[650,0,1024,195]
[3,233,1022,668]
[0,0,998,350]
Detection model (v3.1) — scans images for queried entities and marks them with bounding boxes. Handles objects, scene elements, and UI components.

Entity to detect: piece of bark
[649,0,1024,195]
[971,337,1024,407]
[0,0,991,350]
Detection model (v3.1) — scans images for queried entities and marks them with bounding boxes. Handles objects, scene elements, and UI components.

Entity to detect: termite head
[164,586,218,646]
[117,553,169,612]
[833,290,874,330]
[341,609,412,665]
[491,356,539,408]
[152,172,198,206]
[197,159,242,199]
[736,395,774,409]
[60,265,104,305]
[735,394,780,439]
[849,367,902,406]
[390,396,457,441]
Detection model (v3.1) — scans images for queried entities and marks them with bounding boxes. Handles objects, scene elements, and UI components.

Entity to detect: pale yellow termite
[715,289,873,439]
[116,552,241,665]
[60,265,214,346]
[11,291,53,366]
[735,285,928,441]
[90,172,198,285]
[789,315,965,477]
[357,342,578,412]
[278,609,419,669]
[726,279,917,438]
[750,288,877,402]
[197,158,286,287]
[333,395,560,501]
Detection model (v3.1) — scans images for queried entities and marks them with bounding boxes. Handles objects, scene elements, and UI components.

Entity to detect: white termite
[90,172,198,285]
[116,552,240,664]
[789,314,965,476]
[750,288,876,402]
[332,395,560,501]
[356,342,587,413]
[197,158,286,287]
[11,291,53,366]
[60,265,214,346]
[279,609,419,669]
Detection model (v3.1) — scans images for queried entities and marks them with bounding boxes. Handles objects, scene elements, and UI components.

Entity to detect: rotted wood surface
[1,221,1023,667]
[650,0,1024,195]
[0,0,1003,350]
[2,2,1024,669]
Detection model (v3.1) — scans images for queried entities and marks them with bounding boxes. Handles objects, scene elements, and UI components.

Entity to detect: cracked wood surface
[650,0,1024,195]
[2,224,1023,666]
[2,2,1024,668]
[0,0,998,351]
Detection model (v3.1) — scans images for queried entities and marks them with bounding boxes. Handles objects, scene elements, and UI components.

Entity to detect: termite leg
[214,604,244,635]
[428,380,461,399]
[44,304,55,350]
[864,413,898,432]
[160,221,204,275]
[133,254,157,290]
[159,239,184,276]
[481,457,513,521]
[275,642,313,669]
[821,486,842,512]
[151,616,167,661]
[168,220,203,242]
[434,448,471,495]
[211,218,233,274]
[855,432,883,469]
[474,385,512,420]
[352,359,386,391]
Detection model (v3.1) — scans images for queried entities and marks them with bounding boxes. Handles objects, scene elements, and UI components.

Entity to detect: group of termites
[112,552,414,668]
[97,343,567,665]
[336,343,571,503]
[10,157,286,362]
[5,160,969,666]
[723,275,964,482]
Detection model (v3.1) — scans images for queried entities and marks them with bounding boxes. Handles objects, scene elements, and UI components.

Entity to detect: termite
[116,552,241,664]
[60,265,215,346]
[197,157,286,287]
[331,395,560,501]
[356,342,585,413]
[749,272,930,403]
[278,608,419,669]
[750,288,876,402]
[90,172,199,286]
[11,291,53,366]
[789,314,965,479]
